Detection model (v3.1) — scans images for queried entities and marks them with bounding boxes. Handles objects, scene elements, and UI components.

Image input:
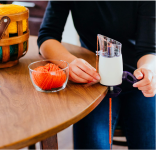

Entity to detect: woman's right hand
[69,58,101,83]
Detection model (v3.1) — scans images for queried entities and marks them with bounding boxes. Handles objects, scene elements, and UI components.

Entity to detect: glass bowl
[28,60,69,92]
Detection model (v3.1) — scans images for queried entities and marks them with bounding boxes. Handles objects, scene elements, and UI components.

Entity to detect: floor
[21,125,128,150]
[58,125,128,150]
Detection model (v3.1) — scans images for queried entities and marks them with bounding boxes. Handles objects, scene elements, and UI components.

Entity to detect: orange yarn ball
[32,63,66,90]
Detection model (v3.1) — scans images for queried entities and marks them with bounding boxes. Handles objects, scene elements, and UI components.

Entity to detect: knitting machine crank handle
[85,71,138,87]
[106,71,139,98]
[84,71,139,98]
[122,71,138,84]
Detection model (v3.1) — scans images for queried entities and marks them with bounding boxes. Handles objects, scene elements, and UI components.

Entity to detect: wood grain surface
[17,20,24,58]
[2,28,10,62]
[0,32,29,46]
[0,36,108,149]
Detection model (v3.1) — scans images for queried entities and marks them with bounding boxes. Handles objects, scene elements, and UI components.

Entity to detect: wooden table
[0,36,108,149]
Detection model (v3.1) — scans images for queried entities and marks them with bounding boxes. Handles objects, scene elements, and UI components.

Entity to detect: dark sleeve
[135,1,156,62]
[37,1,70,49]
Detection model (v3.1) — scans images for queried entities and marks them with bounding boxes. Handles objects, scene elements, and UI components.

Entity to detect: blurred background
[1,1,80,47]
[1,1,127,149]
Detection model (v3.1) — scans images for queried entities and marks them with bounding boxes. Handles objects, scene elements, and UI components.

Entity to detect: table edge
[1,87,108,149]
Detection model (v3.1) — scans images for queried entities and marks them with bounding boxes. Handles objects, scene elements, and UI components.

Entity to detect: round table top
[0,36,108,149]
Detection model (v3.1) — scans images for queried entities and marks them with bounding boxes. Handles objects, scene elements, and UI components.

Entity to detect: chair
[113,126,127,146]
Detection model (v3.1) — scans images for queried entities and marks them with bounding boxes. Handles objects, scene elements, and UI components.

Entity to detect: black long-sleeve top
[37,1,155,90]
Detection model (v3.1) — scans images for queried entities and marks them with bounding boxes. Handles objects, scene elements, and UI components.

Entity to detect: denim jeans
[73,89,155,149]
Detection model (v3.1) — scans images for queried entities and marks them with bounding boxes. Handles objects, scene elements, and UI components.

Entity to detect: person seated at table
[37,1,156,149]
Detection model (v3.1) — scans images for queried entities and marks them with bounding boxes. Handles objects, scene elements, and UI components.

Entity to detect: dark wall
[0,1,7,4]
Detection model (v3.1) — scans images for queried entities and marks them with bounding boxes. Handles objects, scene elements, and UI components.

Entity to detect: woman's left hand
[133,67,156,97]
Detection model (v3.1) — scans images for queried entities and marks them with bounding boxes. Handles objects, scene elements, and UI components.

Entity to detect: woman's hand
[133,67,156,97]
[69,58,101,83]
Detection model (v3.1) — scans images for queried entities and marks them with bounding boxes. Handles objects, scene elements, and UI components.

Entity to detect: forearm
[40,39,77,63]
[137,54,156,74]
[40,39,100,83]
